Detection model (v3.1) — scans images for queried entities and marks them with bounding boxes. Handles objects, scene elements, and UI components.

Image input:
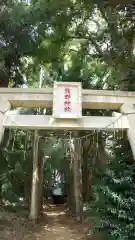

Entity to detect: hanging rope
[37,112,129,141]
[2,109,135,142]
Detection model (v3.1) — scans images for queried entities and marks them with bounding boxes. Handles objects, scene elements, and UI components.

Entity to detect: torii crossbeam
[3,114,129,131]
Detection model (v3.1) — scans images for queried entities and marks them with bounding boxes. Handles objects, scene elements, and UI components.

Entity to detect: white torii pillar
[0,100,11,144]
[29,130,40,222]
[120,103,135,160]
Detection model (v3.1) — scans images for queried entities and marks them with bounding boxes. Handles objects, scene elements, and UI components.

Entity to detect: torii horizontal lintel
[3,115,129,131]
[0,88,135,109]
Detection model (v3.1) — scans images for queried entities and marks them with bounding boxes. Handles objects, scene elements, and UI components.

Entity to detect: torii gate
[0,82,135,220]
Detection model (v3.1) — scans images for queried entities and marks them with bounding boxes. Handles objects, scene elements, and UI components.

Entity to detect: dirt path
[0,205,93,240]
[29,205,88,240]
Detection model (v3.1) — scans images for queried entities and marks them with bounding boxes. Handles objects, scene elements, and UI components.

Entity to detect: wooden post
[29,130,40,222]
[38,137,45,212]
[68,157,75,213]
[120,103,135,160]
[29,132,45,221]
[71,133,83,222]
